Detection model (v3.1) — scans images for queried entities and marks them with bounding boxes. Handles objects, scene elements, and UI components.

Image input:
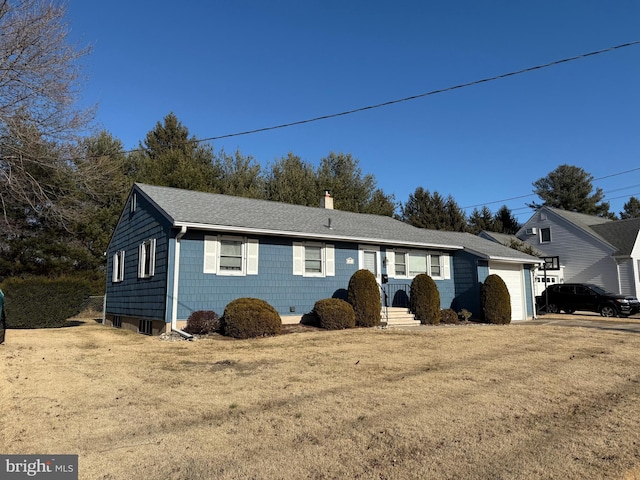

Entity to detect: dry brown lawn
[1,319,640,480]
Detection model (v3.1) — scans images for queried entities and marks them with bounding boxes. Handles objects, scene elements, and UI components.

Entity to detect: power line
[94,39,639,158]
[193,40,640,144]
[461,167,640,210]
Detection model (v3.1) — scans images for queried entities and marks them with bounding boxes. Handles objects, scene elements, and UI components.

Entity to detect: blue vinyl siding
[380,250,455,310]
[105,193,172,321]
[451,251,482,317]
[176,234,358,319]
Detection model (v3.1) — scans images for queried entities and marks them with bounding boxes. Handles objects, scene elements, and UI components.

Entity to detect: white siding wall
[517,210,619,292]
[617,259,635,297]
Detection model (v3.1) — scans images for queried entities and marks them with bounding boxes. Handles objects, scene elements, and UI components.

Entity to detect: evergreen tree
[129,112,218,191]
[467,206,495,234]
[493,205,520,234]
[214,149,264,198]
[265,153,318,205]
[620,196,640,219]
[528,164,611,217]
[316,152,394,216]
[401,188,466,231]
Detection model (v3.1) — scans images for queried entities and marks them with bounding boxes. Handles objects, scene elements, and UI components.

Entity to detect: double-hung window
[138,239,156,278]
[112,250,125,283]
[219,239,244,272]
[203,235,259,276]
[394,252,407,276]
[430,255,441,277]
[293,242,335,277]
[387,249,450,280]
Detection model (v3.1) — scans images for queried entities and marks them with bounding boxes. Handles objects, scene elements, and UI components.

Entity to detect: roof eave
[173,221,464,251]
[464,247,542,264]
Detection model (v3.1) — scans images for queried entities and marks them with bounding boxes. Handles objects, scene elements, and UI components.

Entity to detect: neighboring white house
[515,207,640,297]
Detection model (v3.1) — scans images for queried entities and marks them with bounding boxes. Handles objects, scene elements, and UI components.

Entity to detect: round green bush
[481,274,512,324]
[183,310,220,334]
[347,269,381,327]
[440,308,459,324]
[313,298,355,330]
[410,274,440,325]
[221,298,282,339]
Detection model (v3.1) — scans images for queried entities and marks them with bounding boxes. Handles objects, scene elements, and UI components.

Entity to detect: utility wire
[461,166,640,210]
[92,39,639,158]
[193,40,640,143]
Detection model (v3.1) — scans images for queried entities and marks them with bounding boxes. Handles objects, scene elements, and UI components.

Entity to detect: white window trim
[203,235,259,276]
[293,242,335,277]
[387,249,450,280]
[138,238,156,279]
[112,250,125,283]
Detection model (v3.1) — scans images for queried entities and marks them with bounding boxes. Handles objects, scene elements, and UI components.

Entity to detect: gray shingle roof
[590,217,640,256]
[546,207,640,256]
[135,183,539,263]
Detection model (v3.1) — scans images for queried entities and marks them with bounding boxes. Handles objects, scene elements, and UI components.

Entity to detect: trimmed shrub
[481,274,512,324]
[347,269,381,327]
[221,298,282,339]
[183,310,220,334]
[410,274,440,325]
[1,276,91,328]
[440,308,459,324]
[313,298,356,330]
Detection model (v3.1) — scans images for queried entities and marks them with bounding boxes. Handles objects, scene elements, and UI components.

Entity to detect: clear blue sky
[66,1,640,221]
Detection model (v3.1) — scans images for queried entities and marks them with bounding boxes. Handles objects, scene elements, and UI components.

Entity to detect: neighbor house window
[293,242,335,277]
[540,228,551,243]
[138,239,156,278]
[203,235,259,276]
[387,250,450,280]
[112,250,125,283]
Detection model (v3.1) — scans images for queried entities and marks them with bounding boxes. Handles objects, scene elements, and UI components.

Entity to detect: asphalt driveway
[521,311,640,333]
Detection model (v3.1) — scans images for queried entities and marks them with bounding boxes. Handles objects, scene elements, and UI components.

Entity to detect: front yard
[1,320,639,479]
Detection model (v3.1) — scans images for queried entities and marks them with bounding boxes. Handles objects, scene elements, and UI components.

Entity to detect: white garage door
[488,262,526,321]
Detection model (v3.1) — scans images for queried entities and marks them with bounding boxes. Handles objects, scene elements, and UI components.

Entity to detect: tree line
[1,1,638,289]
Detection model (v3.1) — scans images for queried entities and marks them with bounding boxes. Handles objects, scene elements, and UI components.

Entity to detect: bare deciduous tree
[0,0,93,226]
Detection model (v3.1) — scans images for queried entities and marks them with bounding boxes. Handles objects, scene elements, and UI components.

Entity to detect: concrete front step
[382,307,421,327]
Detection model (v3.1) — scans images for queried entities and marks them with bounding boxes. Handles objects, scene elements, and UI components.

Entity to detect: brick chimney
[320,190,334,209]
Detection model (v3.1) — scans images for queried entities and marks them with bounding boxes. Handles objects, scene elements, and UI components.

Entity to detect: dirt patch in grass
[1,321,640,479]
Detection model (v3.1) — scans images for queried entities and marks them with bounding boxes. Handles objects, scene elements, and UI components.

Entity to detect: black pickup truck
[537,283,640,317]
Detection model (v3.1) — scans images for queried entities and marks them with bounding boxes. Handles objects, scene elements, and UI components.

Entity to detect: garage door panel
[489,262,525,321]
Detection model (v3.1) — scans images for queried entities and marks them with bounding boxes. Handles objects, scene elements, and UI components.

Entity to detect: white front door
[359,245,381,283]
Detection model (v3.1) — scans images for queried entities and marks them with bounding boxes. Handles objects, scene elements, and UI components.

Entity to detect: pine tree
[528,164,611,217]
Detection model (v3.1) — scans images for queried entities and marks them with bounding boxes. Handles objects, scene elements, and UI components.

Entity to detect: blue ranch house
[105,184,540,335]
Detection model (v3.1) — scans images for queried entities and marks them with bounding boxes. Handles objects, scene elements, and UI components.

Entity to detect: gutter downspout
[171,226,193,340]
[530,264,538,320]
